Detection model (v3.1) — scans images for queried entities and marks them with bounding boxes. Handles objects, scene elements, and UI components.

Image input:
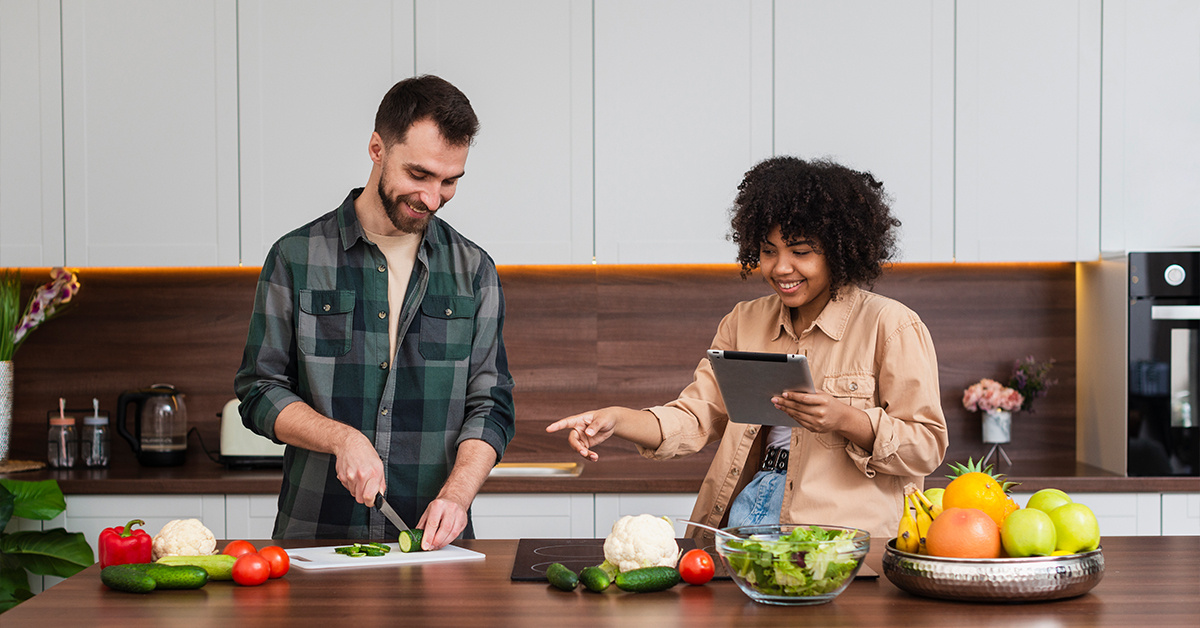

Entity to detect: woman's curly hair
[729,156,901,301]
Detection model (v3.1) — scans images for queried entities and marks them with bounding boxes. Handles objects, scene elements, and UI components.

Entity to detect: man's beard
[379,179,436,234]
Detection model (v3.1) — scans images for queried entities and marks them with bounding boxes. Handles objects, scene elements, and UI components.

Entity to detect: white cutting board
[286,543,484,571]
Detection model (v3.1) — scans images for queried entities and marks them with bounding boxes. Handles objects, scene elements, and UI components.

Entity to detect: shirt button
[378,311,387,319]
[714,504,724,513]
[444,308,453,316]
[849,382,858,391]
[379,361,388,370]
[377,264,386,272]
[747,427,758,436]
[381,408,389,416]
[323,304,331,312]
[729,467,739,477]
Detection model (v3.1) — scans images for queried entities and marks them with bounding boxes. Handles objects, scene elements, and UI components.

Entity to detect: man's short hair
[374,74,479,148]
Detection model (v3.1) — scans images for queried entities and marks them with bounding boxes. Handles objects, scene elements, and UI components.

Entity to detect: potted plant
[0,479,94,613]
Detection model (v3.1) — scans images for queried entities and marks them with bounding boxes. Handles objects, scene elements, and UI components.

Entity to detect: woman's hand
[545,409,619,461]
[772,391,874,450]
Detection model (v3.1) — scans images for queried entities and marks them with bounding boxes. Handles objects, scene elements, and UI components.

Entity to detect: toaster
[219,398,285,469]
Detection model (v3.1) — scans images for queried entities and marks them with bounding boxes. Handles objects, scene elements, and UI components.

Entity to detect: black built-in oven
[1128,251,1200,476]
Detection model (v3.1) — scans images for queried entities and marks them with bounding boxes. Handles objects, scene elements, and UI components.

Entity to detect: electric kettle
[116,384,188,466]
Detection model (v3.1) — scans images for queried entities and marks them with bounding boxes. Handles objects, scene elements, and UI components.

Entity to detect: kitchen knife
[374,493,410,531]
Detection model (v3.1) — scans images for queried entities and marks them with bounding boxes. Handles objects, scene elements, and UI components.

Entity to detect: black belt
[761,446,789,473]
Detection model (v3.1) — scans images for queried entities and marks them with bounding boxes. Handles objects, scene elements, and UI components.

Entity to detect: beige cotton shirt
[643,285,948,545]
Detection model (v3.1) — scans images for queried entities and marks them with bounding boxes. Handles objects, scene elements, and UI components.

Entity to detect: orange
[925,507,1002,559]
[942,471,1013,526]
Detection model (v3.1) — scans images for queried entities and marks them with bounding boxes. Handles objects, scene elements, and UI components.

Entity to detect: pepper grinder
[48,398,78,468]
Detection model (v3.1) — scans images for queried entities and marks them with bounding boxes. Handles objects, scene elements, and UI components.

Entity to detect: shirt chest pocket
[418,295,474,362]
[298,289,355,357]
[814,374,876,449]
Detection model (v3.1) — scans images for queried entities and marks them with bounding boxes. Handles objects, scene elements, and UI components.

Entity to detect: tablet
[707,350,816,427]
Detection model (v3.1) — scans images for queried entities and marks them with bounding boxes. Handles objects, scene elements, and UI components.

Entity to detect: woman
[547,157,948,543]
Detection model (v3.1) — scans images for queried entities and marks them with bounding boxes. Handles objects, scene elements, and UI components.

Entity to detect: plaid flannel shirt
[235,189,515,539]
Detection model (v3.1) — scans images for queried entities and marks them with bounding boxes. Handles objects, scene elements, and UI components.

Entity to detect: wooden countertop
[5,448,1199,495]
[4,536,1198,626]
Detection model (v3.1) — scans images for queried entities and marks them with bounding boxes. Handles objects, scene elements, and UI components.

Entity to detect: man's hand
[273,401,386,505]
[416,439,495,550]
[333,430,387,507]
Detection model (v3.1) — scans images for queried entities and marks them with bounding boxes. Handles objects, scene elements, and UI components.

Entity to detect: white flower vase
[981,409,1012,444]
[0,361,12,462]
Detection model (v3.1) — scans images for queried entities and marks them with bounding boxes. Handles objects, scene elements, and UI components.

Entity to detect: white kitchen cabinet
[0,0,64,266]
[592,0,773,264]
[594,493,698,538]
[237,0,414,267]
[224,494,280,540]
[774,0,955,263]
[954,0,1101,262]
[59,0,239,267]
[1100,0,1200,254]
[472,493,595,539]
[413,0,594,265]
[1161,493,1200,536]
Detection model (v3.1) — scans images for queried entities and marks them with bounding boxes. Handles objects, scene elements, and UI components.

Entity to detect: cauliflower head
[151,518,217,560]
[602,514,681,573]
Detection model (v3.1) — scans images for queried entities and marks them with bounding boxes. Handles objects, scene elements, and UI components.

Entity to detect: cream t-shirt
[363,228,422,363]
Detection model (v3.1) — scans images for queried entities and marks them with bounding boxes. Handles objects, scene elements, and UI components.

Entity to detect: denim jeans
[727,469,785,527]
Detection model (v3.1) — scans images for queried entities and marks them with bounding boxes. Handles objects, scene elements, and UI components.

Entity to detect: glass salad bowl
[713,524,870,606]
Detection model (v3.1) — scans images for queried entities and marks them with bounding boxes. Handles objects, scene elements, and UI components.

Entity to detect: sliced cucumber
[398,529,425,553]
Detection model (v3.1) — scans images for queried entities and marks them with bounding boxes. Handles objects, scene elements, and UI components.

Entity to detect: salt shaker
[81,397,110,467]
[48,398,78,468]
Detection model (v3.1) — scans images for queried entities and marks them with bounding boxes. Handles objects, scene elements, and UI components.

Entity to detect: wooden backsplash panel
[5,264,1075,472]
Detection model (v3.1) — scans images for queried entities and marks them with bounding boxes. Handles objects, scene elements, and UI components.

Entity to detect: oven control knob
[1164,264,1186,287]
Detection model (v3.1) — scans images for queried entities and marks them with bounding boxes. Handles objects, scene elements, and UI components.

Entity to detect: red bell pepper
[99,519,153,568]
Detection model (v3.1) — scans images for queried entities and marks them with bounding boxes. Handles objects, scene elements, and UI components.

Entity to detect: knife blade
[374,492,410,531]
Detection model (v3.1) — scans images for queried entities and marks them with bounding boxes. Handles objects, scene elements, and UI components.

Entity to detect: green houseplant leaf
[0,530,94,577]
[0,479,67,521]
[0,480,92,614]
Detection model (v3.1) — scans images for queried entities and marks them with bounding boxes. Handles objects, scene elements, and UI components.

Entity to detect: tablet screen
[707,350,815,427]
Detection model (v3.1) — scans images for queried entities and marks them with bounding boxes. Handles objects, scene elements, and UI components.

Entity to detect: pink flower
[962,378,1025,413]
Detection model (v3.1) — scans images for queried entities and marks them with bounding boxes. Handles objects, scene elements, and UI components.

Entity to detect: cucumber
[398,529,425,553]
[126,563,210,590]
[579,565,611,592]
[101,565,157,594]
[156,554,237,580]
[545,563,579,591]
[614,566,681,593]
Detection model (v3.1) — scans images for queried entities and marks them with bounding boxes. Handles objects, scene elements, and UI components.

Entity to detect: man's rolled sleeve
[235,246,303,444]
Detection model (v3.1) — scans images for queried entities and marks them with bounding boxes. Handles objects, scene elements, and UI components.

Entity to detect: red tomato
[679,548,715,585]
[258,545,290,578]
[222,539,257,558]
[232,553,271,586]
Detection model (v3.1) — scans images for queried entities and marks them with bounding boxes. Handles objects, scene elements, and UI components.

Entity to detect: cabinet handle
[1151,305,1200,321]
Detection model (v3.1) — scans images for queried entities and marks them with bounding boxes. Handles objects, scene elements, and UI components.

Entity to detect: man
[235,75,515,549]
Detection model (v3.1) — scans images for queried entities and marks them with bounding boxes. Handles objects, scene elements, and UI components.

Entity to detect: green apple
[1025,488,1072,514]
[1048,503,1100,553]
[1000,508,1057,557]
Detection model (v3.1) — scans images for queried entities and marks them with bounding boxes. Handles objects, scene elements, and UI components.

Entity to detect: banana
[896,493,920,554]
[912,493,933,554]
[912,488,942,520]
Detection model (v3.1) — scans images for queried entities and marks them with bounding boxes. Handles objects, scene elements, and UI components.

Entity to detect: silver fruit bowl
[883,540,1104,602]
